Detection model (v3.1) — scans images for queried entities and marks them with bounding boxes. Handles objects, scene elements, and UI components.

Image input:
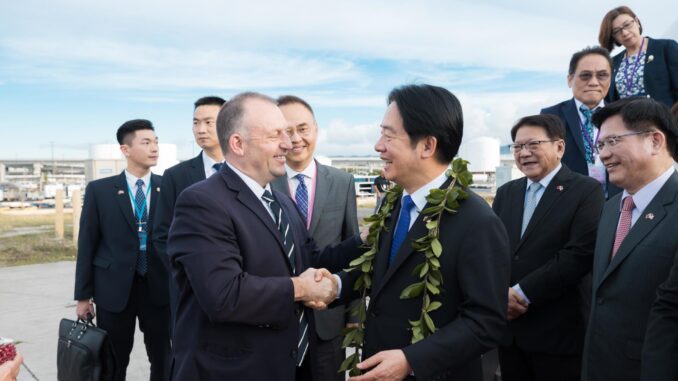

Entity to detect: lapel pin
[117,190,125,195]
[556,185,564,192]
[156,187,160,192]
[645,213,655,220]
[647,55,654,63]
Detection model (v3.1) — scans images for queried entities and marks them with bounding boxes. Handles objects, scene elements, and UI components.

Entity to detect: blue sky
[1,0,676,160]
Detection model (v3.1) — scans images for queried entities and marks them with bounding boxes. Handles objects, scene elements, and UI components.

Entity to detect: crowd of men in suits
[71,44,678,381]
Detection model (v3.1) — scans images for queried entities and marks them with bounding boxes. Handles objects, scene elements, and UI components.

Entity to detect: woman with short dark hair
[599,6,678,106]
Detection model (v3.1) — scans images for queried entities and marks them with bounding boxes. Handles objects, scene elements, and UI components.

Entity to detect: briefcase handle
[68,315,97,340]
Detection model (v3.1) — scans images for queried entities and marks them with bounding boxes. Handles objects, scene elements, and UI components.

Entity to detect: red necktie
[612,196,635,259]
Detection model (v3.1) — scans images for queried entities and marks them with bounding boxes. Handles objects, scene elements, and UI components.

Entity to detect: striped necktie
[134,179,148,275]
[612,196,635,259]
[261,190,309,365]
[521,182,542,237]
[294,174,309,224]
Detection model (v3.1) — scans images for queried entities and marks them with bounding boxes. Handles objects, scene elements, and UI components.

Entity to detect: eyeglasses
[509,140,559,153]
[594,130,652,153]
[612,19,636,37]
[576,71,611,82]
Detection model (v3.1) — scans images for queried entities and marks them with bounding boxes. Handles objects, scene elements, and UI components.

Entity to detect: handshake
[292,268,339,310]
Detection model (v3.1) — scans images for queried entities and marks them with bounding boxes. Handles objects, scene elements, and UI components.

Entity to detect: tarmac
[0,261,150,381]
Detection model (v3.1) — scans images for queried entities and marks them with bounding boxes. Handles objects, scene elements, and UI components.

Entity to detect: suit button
[290,349,298,359]
[597,297,604,305]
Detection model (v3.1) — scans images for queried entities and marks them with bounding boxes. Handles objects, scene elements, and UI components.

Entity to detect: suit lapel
[508,180,526,252]
[564,99,586,158]
[599,172,678,284]
[114,172,137,234]
[370,200,400,299]
[148,174,161,230]
[593,197,620,289]
[271,175,292,198]
[189,153,207,182]
[309,163,332,236]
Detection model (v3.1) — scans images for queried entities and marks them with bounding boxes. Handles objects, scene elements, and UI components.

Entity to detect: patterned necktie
[389,195,415,265]
[294,174,309,224]
[261,190,308,365]
[579,105,595,164]
[612,196,635,259]
[521,182,543,237]
[134,179,148,275]
[211,162,223,174]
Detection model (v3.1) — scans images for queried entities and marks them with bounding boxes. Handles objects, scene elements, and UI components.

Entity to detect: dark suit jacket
[642,249,678,381]
[582,171,678,381]
[74,171,168,312]
[492,165,604,355]
[343,179,510,381]
[153,153,205,277]
[607,37,678,107]
[167,164,363,381]
[541,99,622,198]
[272,161,359,340]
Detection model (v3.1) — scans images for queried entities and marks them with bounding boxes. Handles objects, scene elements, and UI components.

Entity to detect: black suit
[642,250,678,381]
[582,171,678,381]
[541,99,622,198]
[152,153,205,333]
[167,164,363,380]
[74,171,171,381]
[343,178,510,381]
[607,37,678,107]
[492,166,604,380]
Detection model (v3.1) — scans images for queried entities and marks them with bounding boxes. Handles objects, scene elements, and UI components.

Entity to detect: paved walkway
[0,261,149,380]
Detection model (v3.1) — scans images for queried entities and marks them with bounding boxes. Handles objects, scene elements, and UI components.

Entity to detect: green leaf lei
[339,158,473,376]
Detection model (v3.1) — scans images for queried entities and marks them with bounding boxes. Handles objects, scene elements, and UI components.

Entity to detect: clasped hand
[293,268,338,310]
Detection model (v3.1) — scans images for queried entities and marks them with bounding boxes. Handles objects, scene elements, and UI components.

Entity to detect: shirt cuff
[512,284,531,305]
[333,274,342,299]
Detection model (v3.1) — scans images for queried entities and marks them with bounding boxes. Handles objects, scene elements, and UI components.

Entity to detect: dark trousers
[499,341,581,381]
[311,335,345,381]
[97,275,172,381]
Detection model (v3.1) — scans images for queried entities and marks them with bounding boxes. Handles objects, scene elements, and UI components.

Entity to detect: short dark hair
[599,6,642,52]
[387,84,463,163]
[277,95,315,117]
[217,92,275,154]
[116,119,154,145]
[592,97,678,161]
[568,46,613,75]
[194,96,226,110]
[510,114,566,141]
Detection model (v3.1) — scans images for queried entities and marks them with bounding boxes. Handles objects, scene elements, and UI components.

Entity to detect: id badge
[138,230,148,251]
[588,156,606,186]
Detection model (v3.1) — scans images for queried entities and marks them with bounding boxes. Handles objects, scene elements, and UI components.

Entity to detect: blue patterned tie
[212,162,223,174]
[579,105,595,164]
[389,195,414,265]
[521,182,542,237]
[261,190,308,365]
[294,174,309,224]
[134,179,148,275]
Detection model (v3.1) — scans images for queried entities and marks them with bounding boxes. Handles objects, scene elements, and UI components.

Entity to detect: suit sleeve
[152,169,177,272]
[402,207,511,379]
[518,181,604,304]
[74,182,100,301]
[169,187,296,328]
[642,250,678,381]
[341,175,362,323]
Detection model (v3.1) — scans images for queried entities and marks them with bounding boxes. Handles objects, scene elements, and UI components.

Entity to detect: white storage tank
[458,137,501,173]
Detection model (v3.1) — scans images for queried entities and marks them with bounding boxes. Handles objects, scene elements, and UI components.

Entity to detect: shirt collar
[403,170,449,213]
[286,159,316,180]
[526,163,562,190]
[202,150,220,171]
[574,98,605,115]
[225,161,271,200]
[620,166,676,213]
[124,169,152,189]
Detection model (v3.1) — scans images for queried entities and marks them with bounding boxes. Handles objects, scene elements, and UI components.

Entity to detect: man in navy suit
[542,46,622,198]
[153,95,225,334]
[74,120,171,380]
[168,92,365,380]
[581,98,678,381]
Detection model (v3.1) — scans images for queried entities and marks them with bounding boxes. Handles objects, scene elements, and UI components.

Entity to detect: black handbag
[57,317,117,381]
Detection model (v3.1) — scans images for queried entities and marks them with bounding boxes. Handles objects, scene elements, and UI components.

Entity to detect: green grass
[0,212,76,266]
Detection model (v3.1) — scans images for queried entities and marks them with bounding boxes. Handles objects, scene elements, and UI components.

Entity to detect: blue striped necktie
[294,174,309,224]
[261,190,309,365]
[134,179,148,275]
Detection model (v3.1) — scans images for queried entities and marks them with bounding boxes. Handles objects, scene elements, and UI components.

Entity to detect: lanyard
[126,179,151,222]
[578,116,600,163]
[623,37,645,92]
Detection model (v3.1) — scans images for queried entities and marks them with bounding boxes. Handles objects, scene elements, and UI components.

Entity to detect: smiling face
[568,54,612,109]
[121,129,159,170]
[192,104,221,151]
[238,98,292,186]
[279,102,318,171]
[513,125,564,182]
[612,14,642,49]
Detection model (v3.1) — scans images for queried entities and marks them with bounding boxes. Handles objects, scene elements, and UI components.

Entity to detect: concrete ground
[0,261,150,381]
